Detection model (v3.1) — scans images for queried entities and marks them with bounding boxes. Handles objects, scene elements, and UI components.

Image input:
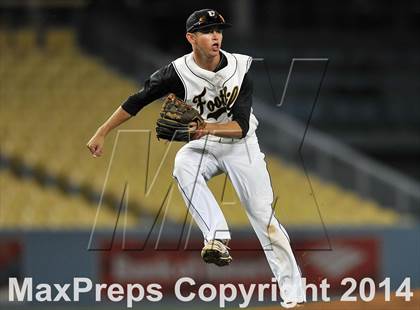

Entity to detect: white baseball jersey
[172,50,259,139]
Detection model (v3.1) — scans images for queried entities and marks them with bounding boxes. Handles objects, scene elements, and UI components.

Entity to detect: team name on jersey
[193,86,239,120]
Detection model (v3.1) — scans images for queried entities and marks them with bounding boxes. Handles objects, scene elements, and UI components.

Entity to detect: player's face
[193,27,223,57]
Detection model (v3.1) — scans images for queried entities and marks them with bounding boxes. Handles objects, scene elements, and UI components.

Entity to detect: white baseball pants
[173,135,306,304]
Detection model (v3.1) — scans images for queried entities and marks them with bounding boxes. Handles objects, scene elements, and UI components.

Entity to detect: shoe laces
[207,239,230,251]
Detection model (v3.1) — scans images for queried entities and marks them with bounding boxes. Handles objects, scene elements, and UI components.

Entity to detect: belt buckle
[218,137,235,144]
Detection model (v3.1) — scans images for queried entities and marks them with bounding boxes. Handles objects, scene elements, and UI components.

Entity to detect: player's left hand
[156,94,205,142]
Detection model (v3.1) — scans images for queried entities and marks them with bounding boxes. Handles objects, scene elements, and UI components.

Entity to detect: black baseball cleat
[201,239,233,266]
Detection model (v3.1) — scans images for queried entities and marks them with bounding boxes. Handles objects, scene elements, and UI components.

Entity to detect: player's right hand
[86,134,105,157]
[190,121,208,140]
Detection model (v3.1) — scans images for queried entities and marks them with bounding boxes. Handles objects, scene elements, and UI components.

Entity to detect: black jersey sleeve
[121,63,185,116]
[231,73,253,138]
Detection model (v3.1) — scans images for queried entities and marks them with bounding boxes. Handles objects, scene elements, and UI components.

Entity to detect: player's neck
[193,52,221,72]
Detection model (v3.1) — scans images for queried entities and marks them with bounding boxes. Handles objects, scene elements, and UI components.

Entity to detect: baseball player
[87,9,305,307]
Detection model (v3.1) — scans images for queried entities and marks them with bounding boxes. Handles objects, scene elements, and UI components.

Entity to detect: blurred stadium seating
[0,169,138,229]
[0,29,402,230]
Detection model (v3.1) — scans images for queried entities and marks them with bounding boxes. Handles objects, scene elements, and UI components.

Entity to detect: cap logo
[208,10,216,17]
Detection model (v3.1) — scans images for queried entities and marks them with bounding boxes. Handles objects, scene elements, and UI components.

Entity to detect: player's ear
[186,32,195,45]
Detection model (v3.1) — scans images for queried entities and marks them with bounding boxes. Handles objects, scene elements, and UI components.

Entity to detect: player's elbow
[240,127,248,139]
[234,120,249,139]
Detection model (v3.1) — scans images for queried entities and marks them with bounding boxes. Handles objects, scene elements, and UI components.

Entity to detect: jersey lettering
[193,86,239,120]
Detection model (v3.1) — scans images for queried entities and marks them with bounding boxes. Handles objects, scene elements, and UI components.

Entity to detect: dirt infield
[250,289,419,310]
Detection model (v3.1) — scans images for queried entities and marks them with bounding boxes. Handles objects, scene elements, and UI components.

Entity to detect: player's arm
[87,64,179,157]
[86,107,132,157]
[194,121,243,139]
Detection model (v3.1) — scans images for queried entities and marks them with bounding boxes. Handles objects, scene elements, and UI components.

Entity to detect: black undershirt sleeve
[231,73,253,138]
[121,64,184,116]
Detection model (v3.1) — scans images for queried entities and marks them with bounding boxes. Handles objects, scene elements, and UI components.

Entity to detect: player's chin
[208,49,219,57]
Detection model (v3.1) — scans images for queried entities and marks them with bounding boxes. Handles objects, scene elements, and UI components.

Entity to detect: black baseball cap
[186,9,232,33]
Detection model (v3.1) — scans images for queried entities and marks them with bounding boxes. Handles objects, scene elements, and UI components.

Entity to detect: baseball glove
[156,93,205,142]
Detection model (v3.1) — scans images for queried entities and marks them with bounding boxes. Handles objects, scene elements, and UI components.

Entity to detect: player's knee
[244,198,273,221]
